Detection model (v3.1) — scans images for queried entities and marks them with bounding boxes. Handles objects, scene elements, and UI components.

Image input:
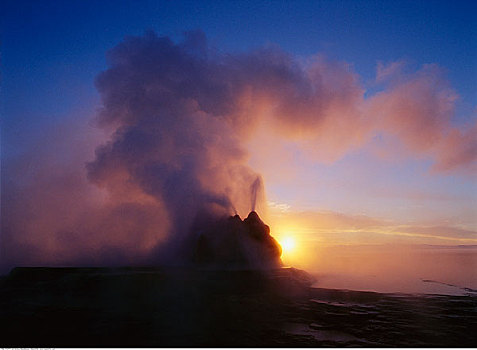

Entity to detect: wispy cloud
[268,208,477,245]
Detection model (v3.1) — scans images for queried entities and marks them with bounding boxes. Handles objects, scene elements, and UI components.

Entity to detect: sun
[280,236,296,254]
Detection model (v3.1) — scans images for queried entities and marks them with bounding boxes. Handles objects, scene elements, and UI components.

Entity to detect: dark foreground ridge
[1,267,476,347]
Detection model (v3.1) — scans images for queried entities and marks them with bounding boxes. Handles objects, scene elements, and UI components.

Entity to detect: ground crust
[1,267,476,347]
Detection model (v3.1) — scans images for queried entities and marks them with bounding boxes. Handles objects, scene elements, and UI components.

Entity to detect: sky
[1,0,477,270]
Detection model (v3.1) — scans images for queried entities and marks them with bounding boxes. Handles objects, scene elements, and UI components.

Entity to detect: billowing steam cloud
[1,30,475,271]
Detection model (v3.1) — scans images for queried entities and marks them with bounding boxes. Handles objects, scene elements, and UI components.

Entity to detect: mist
[281,242,477,295]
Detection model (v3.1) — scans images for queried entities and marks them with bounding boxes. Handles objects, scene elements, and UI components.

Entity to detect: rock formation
[194,211,282,269]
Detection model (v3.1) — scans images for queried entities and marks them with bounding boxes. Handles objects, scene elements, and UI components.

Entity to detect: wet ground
[0,267,476,347]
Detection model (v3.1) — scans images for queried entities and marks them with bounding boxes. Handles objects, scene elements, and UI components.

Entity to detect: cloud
[367,62,476,171]
[376,60,407,83]
[431,119,477,173]
[391,225,477,240]
[268,209,477,245]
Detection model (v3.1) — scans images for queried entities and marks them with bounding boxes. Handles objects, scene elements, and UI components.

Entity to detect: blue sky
[3,0,475,136]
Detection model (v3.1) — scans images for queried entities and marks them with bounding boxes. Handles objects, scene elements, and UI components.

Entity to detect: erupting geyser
[194,211,282,269]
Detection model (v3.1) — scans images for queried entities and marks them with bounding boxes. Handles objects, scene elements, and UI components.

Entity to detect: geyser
[194,211,282,269]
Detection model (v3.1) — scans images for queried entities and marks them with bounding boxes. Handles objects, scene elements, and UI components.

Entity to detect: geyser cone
[194,211,282,269]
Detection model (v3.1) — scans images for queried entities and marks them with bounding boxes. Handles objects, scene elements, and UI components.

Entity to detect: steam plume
[1,30,475,270]
[250,176,264,212]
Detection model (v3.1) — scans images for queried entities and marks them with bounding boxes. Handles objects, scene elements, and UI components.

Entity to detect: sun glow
[280,236,296,254]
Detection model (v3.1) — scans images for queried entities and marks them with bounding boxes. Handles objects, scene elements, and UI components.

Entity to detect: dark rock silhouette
[1,266,475,347]
[194,211,282,269]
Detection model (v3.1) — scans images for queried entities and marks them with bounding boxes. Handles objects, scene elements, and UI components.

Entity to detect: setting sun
[280,236,296,254]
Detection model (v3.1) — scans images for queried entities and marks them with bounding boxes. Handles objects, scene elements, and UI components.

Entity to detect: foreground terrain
[0,267,476,347]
